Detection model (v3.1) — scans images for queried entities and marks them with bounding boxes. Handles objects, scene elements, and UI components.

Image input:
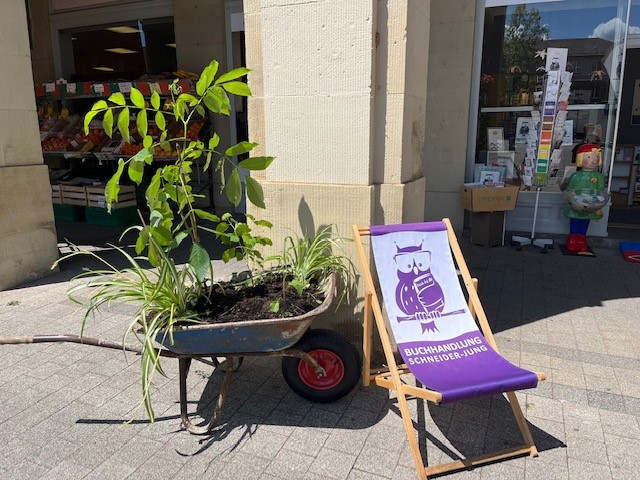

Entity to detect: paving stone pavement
[1,237,639,479]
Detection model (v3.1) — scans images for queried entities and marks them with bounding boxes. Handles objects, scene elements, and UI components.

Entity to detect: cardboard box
[460,184,519,212]
[471,211,505,247]
[611,192,628,207]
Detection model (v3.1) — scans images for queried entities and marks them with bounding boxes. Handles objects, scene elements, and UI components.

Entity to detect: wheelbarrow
[0,276,361,435]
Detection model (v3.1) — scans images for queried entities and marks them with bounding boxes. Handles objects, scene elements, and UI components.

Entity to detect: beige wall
[0,1,58,290]
[244,0,432,336]
[424,0,477,230]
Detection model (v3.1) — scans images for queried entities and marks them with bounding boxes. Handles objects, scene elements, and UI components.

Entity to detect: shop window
[62,18,177,82]
[475,0,631,191]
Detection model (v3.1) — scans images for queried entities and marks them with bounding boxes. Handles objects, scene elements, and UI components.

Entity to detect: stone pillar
[0,0,58,290]
[244,0,430,336]
[174,0,233,213]
[424,0,477,230]
[27,0,56,84]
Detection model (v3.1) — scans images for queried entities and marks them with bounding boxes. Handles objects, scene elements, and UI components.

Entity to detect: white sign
[118,82,132,93]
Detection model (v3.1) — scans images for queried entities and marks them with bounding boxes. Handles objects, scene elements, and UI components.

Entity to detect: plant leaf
[237,156,274,171]
[143,135,153,148]
[135,227,149,254]
[130,87,145,109]
[225,169,242,206]
[254,219,273,228]
[188,242,210,282]
[91,100,108,111]
[118,107,130,142]
[150,226,172,246]
[102,108,113,137]
[221,247,236,263]
[169,231,189,250]
[225,141,257,157]
[146,170,162,206]
[222,81,251,96]
[269,300,280,313]
[150,90,160,110]
[196,60,219,96]
[127,148,152,184]
[83,110,98,134]
[155,111,166,131]
[149,209,163,227]
[136,109,148,137]
[194,209,220,222]
[215,67,251,85]
[245,175,265,209]
[108,92,126,106]
[208,133,220,151]
[203,92,220,113]
[105,158,125,212]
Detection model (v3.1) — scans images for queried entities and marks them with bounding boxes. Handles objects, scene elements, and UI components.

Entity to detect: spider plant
[265,226,358,312]
[53,228,205,421]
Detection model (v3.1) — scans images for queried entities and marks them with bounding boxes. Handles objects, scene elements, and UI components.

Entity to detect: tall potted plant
[57,60,360,424]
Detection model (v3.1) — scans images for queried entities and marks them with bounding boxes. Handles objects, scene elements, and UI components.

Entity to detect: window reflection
[476,0,632,190]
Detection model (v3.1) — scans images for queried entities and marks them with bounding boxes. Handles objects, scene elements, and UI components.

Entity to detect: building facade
[2,0,639,299]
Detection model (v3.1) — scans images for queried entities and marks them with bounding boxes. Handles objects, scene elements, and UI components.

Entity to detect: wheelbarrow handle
[0,334,144,354]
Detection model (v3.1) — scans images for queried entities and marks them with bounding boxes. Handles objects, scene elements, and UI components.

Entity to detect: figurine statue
[563,143,609,253]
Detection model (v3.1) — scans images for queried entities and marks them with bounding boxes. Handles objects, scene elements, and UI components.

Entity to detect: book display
[512,48,571,252]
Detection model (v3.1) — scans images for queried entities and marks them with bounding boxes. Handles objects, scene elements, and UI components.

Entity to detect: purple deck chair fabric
[370,221,538,404]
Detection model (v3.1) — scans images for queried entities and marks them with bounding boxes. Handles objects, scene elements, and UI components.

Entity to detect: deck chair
[352,219,546,479]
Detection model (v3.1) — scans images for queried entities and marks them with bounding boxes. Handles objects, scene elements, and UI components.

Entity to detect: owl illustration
[394,242,445,332]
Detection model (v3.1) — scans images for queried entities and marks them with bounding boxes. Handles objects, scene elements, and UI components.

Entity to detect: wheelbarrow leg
[179,356,234,435]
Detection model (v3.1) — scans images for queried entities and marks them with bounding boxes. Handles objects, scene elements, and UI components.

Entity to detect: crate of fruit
[85,184,136,209]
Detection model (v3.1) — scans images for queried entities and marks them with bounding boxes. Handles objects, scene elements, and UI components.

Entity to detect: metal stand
[510,187,554,253]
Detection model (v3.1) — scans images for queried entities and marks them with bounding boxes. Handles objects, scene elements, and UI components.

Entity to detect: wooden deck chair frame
[352,218,546,479]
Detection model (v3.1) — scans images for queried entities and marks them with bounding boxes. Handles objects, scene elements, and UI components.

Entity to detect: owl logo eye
[394,253,414,273]
[394,250,432,273]
[414,251,431,270]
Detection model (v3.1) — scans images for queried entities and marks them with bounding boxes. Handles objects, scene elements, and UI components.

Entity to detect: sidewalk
[0,235,639,479]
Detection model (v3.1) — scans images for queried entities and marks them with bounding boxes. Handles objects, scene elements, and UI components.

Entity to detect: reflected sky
[504,1,640,40]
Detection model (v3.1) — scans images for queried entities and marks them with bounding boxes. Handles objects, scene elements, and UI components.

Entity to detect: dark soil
[193,276,322,324]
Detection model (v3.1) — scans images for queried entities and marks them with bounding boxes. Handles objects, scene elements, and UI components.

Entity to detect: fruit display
[42,135,71,152]
[186,120,205,140]
[119,142,145,156]
[37,83,202,160]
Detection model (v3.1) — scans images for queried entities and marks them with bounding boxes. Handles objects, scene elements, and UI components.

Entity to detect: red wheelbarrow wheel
[282,329,361,403]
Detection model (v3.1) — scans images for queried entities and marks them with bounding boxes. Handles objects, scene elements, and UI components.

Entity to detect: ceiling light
[165,43,176,48]
[93,66,114,72]
[105,26,140,34]
[105,47,138,54]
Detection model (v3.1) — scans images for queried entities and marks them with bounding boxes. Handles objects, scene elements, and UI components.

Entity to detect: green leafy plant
[63,60,357,422]
[265,226,358,308]
[83,60,273,281]
[61,61,277,420]
[54,230,202,421]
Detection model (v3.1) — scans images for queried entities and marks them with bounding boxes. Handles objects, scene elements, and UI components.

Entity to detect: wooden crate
[85,184,137,209]
[51,184,62,204]
[60,185,87,206]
